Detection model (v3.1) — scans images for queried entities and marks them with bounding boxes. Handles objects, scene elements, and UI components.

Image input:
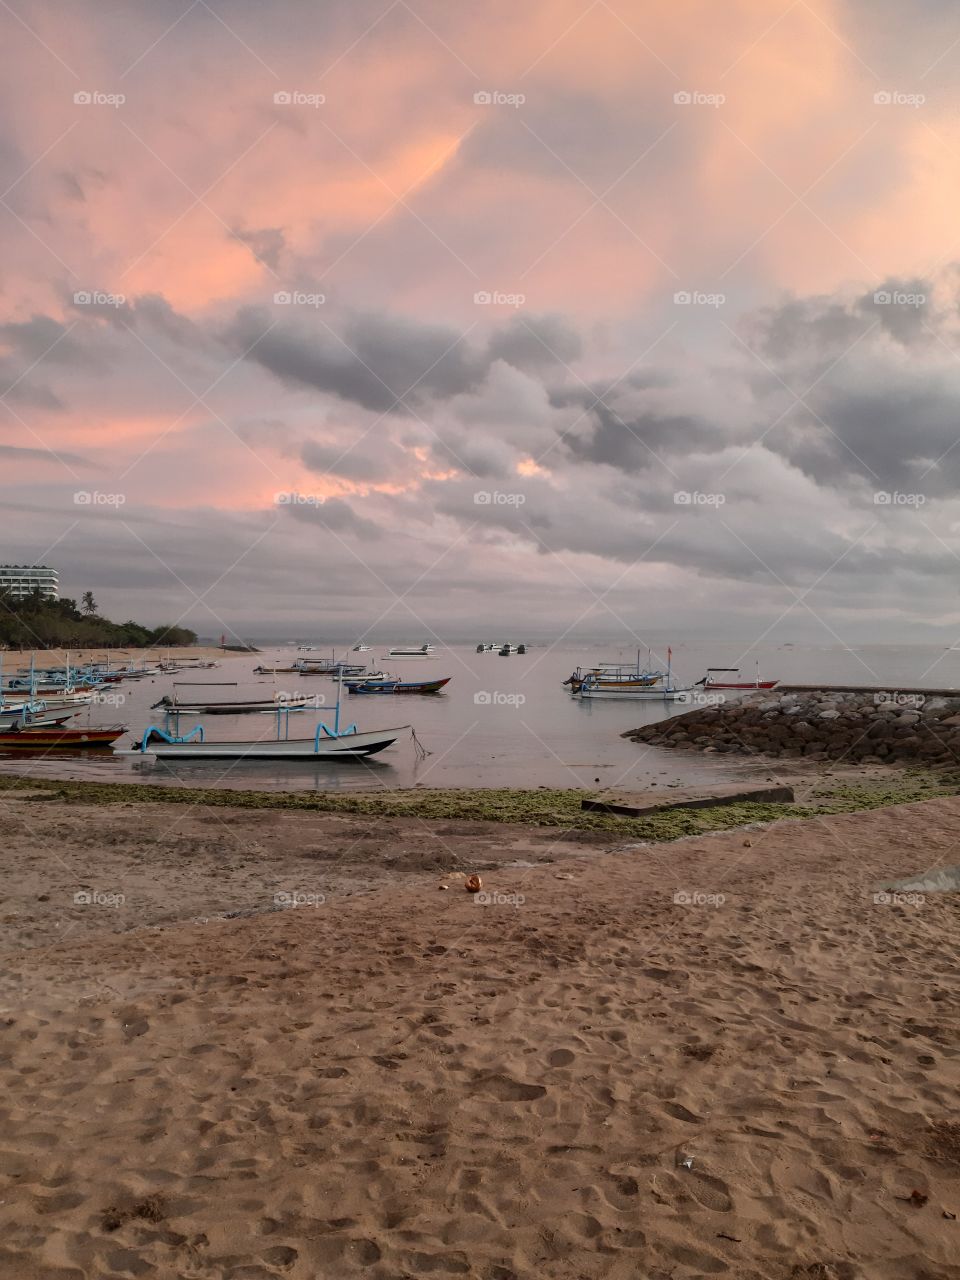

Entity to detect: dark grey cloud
[301,438,407,483]
[0,443,91,466]
[486,313,581,370]
[232,225,287,271]
[283,495,380,540]
[230,307,588,416]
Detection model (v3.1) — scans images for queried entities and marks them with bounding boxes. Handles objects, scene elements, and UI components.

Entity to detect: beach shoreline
[0,788,957,1277]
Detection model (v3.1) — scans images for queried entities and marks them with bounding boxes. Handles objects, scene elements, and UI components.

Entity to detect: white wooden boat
[386,644,436,660]
[576,682,693,701]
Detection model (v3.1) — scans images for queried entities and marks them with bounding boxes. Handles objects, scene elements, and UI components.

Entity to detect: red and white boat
[699,664,779,691]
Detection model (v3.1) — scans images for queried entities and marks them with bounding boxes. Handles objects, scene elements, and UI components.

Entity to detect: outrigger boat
[133,673,408,760]
[346,676,450,695]
[564,650,664,693]
[697,663,779,691]
[571,648,693,701]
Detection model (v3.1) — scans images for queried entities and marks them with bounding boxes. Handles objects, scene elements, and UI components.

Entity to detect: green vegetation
[0,590,197,649]
[0,771,953,841]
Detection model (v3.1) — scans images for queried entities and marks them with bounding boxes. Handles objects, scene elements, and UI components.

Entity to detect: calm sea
[1,641,957,793]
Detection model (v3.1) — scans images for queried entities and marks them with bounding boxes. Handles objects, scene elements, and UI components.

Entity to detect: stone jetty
[624,689,960,765]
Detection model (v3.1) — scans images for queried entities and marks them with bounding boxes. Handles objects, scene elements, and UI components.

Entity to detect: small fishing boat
[498,644,526,655]
[352,643,372,652]
[697,664,779,691]
[572,647,692,701]
[385,644,435,659]
[253,664,302,675]
[0,725,126,750]
[564,651,664,693]
[151,694,320,715]
[346,676,450,695]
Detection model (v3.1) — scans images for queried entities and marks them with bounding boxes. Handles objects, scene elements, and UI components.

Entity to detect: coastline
[1,788,958,1276]
[0,644,234,671]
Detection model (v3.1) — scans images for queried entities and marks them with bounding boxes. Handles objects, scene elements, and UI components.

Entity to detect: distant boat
[386,645,436,659]
[346,676,450,695]
[498,644,526,655]
[353,643,372,652]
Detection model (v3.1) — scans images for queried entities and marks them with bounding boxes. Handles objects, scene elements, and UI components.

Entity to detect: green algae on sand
[0,771,954,843]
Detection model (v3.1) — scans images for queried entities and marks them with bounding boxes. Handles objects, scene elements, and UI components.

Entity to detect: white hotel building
[0,565,60,601]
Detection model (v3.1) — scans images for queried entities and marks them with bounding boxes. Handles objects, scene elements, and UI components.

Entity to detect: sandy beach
[0,789,957,1279]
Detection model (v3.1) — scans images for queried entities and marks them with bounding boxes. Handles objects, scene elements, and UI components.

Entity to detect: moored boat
[151,694,321,715]
[385,644,435,659]
[698,664,779,691]
[0,725,126,750]
[346,676,450,695]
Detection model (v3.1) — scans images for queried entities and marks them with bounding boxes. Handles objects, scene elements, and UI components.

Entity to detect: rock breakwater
[625,690,960,765]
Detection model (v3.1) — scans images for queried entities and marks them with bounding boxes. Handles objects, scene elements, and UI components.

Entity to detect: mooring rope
[411,727,431,760]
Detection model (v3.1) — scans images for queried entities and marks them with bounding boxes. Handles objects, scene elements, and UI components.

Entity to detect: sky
[2,0,960,646]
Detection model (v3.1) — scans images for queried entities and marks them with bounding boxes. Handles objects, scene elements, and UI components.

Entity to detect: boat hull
[703,680,779,690]
[136,726,407,759]
[0,727,125,749]
[576,686,693,701]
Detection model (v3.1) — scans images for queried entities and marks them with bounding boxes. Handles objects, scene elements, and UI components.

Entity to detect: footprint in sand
[547,1049,575,1067]
[662,1101,703,1123]
[687,1172,734,1212]
[472,1073,547,1102]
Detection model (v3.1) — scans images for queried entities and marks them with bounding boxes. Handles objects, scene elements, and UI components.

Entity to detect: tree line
[0,590,198,649]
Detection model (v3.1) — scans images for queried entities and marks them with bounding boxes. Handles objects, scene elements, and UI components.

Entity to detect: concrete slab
[581,783,795,817]
[876,865,960,895]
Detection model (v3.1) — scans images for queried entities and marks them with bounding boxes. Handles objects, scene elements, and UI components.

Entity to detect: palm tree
[81,591,98,616]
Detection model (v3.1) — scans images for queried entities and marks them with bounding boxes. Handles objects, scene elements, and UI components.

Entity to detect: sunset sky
[2,0,960,643]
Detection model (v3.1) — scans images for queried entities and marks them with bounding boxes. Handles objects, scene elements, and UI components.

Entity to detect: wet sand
[0,792,958,1278]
